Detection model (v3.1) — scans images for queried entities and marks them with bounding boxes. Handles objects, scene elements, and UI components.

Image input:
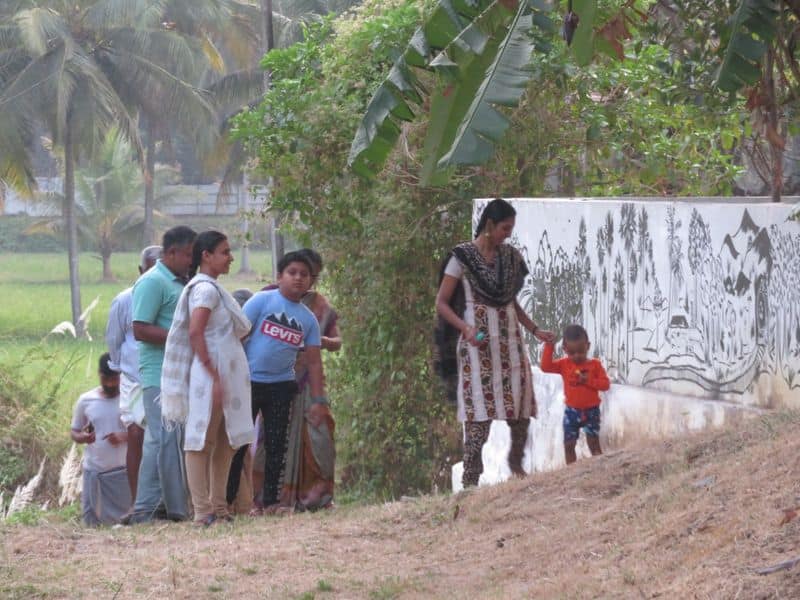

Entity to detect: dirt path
[3,411,800,599]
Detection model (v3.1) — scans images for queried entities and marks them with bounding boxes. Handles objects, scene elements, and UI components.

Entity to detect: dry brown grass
[2,410,800,599]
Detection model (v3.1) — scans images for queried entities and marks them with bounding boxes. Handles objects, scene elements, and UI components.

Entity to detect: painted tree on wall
[688,208,711,325]
[619,203,637,373]
[612,253,626,373]
[604,212,615,342]
[666,205,684,324]
[636,206,654,323]
[595,227,607,356]
[767,226,800,387]
[588,274,599,355]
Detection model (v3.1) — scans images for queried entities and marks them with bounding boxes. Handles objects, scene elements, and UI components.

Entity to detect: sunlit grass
[0,251,273,341]
[0,250,273,407]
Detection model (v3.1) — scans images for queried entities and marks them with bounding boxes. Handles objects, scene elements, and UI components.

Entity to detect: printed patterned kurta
[456,275,534,423]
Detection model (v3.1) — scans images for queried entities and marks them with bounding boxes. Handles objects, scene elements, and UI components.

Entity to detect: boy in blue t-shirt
[242,251,326,513]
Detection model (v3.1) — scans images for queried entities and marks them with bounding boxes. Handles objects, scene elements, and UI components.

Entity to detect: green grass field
[0,250,273,477]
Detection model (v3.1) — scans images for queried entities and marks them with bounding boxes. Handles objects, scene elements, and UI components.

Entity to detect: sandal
[193,514,217,527]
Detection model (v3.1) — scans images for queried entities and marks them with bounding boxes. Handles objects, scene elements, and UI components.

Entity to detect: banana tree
[347,0,646,184]
[713,0,788,201]
[348,0,550,184]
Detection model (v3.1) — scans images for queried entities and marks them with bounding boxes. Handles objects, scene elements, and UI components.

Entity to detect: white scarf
[160,274,251,426]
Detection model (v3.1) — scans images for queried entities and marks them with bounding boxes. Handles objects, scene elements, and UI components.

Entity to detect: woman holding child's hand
[435,198,553,488]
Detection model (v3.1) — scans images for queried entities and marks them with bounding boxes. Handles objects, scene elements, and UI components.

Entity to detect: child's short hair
[563,324,589,343]
[277,250,313,275]
[298,248,323,273]
[98,352,119,376]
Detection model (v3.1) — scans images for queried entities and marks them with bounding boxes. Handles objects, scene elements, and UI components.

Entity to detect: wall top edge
[476,196,800,205]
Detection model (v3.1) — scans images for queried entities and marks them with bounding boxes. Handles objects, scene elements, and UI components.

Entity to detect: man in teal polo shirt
[126,225,196,524]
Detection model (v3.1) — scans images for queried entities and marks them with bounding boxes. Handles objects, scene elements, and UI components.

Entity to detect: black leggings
[251,380,297,506]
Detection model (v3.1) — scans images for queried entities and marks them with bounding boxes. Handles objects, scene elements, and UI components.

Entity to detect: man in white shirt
[70,353,130,526]
[105,245,161,502]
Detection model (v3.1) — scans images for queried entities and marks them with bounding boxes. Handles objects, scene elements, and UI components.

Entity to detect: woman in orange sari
[280,249,341,510]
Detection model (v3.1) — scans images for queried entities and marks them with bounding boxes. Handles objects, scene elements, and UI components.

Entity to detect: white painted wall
[452,197,798,491]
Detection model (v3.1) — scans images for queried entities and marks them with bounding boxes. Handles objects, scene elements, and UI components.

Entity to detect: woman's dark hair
[190,230,227,277]
[278,250,313,274]
[298,248,323,274]
[474,198,516,238]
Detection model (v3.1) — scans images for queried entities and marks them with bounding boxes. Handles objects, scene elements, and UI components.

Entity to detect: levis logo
[261,312,303,346]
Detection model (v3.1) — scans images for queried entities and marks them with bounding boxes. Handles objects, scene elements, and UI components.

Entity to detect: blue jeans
[130,387,188,522]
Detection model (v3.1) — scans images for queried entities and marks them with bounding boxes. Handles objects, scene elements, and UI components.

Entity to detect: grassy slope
[2,411,798,599]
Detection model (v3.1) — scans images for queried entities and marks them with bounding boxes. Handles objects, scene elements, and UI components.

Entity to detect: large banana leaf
[568,0,596,66]
[716,0,781,93]
[347,0,499,178]
[420,0,523,184]
[348,0,555,180]
[436,2,536,170]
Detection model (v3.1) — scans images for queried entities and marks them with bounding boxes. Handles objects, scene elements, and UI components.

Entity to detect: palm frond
[99,38,217,149]
[83,0,168,31]
[200,31,226,73]
[14,7,69,57]
[274,0,329,20]
[216,137,247,203]
[0,103,36,195]
[66,48,143,161]
[206,68,264,119]
[107,27,205,81]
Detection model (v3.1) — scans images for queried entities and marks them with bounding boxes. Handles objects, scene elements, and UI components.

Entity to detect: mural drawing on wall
[475,199,800,403]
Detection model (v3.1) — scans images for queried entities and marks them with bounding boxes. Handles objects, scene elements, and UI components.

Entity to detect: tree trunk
[64,124,84,337]
[102,252,114,282]
[765,49,783,203]
[261,0,284,278]
[143,122,156,245]
[270,214,284,280]
[102,238,115,282]
[238,182,252,274]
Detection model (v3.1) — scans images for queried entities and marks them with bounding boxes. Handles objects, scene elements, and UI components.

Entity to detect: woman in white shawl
[161,230,253,526]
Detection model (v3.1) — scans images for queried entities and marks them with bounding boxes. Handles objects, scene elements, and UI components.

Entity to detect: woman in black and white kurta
[436,199,555,488]
[161,230,253,525]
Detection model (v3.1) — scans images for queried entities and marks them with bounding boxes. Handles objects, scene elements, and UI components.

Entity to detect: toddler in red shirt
[541,325,610,465]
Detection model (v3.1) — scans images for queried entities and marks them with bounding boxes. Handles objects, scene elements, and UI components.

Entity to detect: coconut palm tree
[1,0,221,335]
[137,0,267,246]
[26,129,183,281]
